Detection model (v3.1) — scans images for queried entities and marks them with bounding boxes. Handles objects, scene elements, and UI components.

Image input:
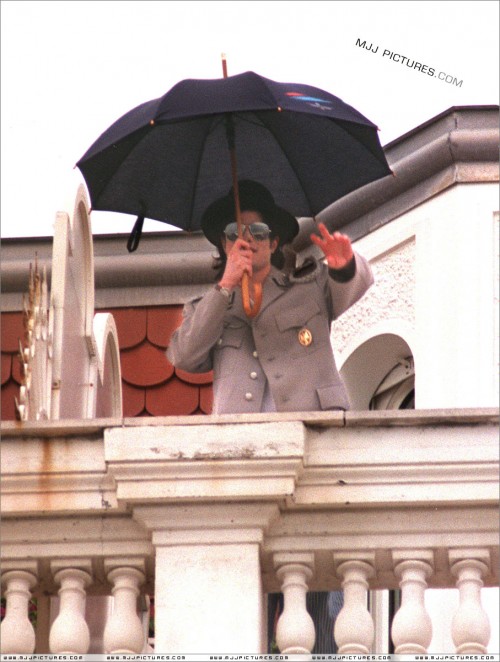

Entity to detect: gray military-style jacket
[167,253,374,414]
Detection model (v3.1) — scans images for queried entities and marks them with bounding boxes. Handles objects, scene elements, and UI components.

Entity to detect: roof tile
[146,377,199,416]
[147,307,184,348]
[2,354,12,386]
[175,367,213,385]
[121,342,174,386]
[111,308,147,349]
[199,384,214,414]
[122,381,146,417]
[1,312,25,352]
[1,379,19,421]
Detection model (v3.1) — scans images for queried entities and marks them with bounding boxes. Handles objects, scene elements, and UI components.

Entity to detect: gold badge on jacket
[298,328,313,346]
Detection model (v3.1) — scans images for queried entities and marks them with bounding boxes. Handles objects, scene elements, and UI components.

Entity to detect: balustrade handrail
[1,408,498,654]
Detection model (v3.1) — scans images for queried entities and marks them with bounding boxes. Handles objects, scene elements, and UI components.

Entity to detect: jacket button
[252,350,258,358]
[217,338,223,345]
[245,392,253,401]
[250,372,257,379]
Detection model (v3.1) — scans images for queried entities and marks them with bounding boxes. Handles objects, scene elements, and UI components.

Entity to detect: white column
[0,568,37,654]
[334,554,375,654]
[103,559,145,654]
[450,550,491,654]
[415,186,499,408]
[274,553,315,654]
[49,562,92,654]
[134,503,278,654]
[391,551,433,654]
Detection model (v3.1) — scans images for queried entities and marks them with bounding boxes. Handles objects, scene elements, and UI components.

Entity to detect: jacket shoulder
[287,257,325,284]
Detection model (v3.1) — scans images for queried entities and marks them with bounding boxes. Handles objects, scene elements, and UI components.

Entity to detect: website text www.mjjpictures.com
[0,654,498,661]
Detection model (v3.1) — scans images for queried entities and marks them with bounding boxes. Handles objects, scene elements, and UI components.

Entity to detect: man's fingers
[333,232,348,243]
[317,223,332,239]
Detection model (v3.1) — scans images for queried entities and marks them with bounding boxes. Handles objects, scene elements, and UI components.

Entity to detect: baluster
[103,564,145,654]
[0,569,37,654]
[274,553,315,654]
[49,564,92,654]
[391,552,433,654]
[450,551,491,654]
[334,554,375,654]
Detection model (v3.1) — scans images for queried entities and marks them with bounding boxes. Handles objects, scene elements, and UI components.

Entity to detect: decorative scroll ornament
[15,257,52,421]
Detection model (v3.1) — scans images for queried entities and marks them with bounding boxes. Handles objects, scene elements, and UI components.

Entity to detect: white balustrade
[0,570,37,654]
[103,565,145,654]
[450,551,491,654]
[49,566,92,654]
[391,554,433,654]
[274,553,315,654]
[334,555,375,654]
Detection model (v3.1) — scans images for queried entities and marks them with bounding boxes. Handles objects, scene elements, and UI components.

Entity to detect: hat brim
[201,183,299,247]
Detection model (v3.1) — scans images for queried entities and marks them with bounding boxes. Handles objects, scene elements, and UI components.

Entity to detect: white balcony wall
[337,182,499,411]
[1,410,498,654]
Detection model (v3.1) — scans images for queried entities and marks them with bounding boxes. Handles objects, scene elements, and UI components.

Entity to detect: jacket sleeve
[325,251,374,319]
[167,287,229,372]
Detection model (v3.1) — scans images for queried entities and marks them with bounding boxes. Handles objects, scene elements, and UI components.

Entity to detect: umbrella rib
[332,117,390,167]
[186,115,224,231]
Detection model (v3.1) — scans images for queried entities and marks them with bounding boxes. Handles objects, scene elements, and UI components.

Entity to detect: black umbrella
[77,64,391,314]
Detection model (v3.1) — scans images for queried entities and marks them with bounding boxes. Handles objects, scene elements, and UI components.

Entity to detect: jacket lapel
[258,267,289,316]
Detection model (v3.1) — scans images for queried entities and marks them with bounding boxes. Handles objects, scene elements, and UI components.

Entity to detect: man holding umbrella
[77,65,389,653]
[167,179,373,416]
[167,180,374,654]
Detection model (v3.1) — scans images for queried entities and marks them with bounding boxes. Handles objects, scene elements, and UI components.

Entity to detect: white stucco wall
[334,181,499,410]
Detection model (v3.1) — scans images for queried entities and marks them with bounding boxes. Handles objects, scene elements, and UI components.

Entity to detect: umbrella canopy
[76,71,392,240]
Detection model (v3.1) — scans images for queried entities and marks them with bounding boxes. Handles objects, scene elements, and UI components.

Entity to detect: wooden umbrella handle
[231,146,262,318]
[242,273,262,318]
[222,53,262,318]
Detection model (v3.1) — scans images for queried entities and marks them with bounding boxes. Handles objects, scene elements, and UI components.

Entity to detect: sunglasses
[223,222,271,242]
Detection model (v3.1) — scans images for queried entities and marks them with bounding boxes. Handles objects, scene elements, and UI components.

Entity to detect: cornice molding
[1,410,497,516]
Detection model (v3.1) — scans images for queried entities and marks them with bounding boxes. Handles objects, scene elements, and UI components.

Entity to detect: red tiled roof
[1,306,213,420]
[1,312,25,421]
[121,342,175,387]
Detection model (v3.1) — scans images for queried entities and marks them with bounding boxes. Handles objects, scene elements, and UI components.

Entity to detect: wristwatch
[215,284,232,300]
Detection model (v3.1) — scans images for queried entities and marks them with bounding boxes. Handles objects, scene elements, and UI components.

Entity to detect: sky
[1,0,499,238]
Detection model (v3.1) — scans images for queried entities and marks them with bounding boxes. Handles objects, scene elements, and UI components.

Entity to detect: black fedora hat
[201,180,299,247]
